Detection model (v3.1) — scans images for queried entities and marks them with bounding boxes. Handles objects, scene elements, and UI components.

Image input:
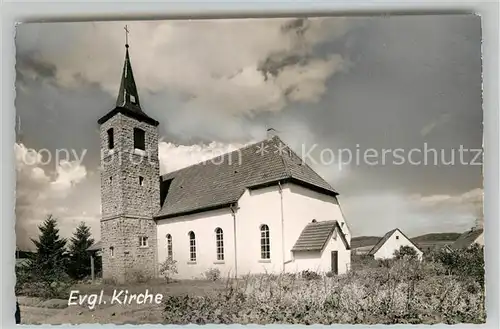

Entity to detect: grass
[72,278,228,297]
[17,247,485,325]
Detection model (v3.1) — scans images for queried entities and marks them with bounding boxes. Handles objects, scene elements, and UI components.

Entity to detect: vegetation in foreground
[16,217,485,324]
[162,246,485,325]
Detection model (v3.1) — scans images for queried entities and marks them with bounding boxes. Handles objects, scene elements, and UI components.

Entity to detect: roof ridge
[157,135,341,219]
[275,136,291,177]
[281,140,338,193]
[161,136,289,179]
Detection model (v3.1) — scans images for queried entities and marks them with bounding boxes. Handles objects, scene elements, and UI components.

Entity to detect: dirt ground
[18,279,226,324]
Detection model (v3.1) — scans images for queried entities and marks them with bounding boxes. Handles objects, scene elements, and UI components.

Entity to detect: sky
[14,15,483,250]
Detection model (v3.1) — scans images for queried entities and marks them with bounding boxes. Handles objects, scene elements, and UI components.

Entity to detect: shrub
[351,254,378,270]
[16,260,74,299]
[162,258,485,324]
[15,262,32,295]
[300,270,321,281]
[159,258,178,283]
[394,245,419,260]
[431,244,485,287]
[204,268,221,281]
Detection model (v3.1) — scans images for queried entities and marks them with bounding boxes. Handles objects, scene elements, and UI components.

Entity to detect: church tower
[97,34,160,283]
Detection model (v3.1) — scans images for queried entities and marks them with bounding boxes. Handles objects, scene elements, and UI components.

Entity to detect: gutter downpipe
[230,204,238,278]
[278,181,285,272]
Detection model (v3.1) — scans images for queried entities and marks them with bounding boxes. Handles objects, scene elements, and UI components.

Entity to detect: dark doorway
[331,251,338,275]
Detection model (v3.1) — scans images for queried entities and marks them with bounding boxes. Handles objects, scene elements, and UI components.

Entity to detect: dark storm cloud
[283,15,483,196]
[16,52,57,81]
[258,18,311,79]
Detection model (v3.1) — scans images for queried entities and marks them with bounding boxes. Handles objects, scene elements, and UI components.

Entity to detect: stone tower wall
[99,113,159,282]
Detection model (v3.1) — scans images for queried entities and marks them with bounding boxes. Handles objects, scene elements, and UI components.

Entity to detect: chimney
[267,128,277,139]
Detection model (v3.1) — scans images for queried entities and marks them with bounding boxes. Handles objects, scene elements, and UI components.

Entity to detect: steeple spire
[98,25,159,127]
[116,25,141,112]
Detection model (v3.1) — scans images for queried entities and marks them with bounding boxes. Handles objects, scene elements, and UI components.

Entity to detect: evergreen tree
[29,215,68,280]
[68,222,95,280]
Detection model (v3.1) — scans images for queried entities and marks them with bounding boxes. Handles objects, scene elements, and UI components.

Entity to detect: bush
[394,245,419,260]
[16,260,74,299]
[204,268,221,281]
[351,254,378,270]
[430,244,485,287]
[163,258,485,324]
[159,258,178,283]
[300,270,321,281]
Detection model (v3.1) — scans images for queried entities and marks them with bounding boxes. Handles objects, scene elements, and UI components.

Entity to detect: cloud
[411,187,482,208]
[411,187,483,227]
[157,125,349,188]
[158,140,249,175]
[420,112,452,137]
[16,18,354,118]
[343,188,483,237]
[15,143,93,250]
[49,160,87,195]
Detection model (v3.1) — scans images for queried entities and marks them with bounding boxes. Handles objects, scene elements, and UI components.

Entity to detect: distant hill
[351,236,381,248]
[412,233,460,243]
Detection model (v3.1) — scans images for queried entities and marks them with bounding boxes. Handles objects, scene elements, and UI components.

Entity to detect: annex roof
[292,220,350,252]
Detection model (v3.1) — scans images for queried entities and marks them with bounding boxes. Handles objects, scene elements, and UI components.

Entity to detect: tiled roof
[368,228,422,255]
[368,229,398,255]
[450,228,484,249]
[156,136,338,219]
[292,220,350,252]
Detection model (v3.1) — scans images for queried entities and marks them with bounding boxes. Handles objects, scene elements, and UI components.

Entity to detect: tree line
[16,215,101,298]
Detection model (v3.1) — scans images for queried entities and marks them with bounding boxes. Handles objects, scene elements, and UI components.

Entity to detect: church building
[96,41,352,282]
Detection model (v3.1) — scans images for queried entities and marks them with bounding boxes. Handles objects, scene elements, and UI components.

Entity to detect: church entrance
[330,251,338,275]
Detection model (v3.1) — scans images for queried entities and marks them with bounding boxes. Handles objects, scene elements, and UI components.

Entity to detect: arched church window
[215,228,224,261]
[260,224,270,259]
[166,234,173,259]
[188,231,196,262]
[109,246,114,258]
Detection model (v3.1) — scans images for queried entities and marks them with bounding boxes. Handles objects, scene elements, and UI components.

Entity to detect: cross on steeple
[115,25,142,112]
[97,25,159,127]
[124,25,129,47]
